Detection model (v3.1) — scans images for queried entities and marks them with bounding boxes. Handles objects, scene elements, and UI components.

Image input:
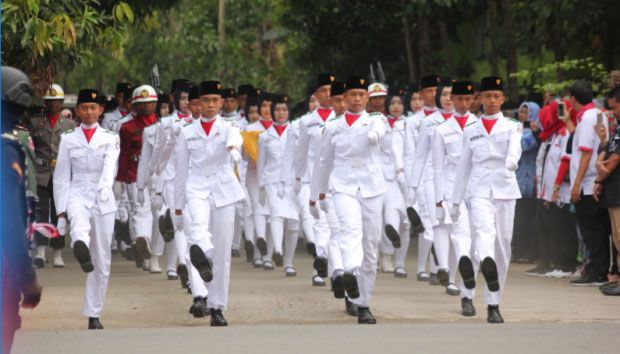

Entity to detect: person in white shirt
[313,75,387,324]
[102,82,132,132]
[174,80,245,326]
[54,89,120,329]
[451,77,523,323]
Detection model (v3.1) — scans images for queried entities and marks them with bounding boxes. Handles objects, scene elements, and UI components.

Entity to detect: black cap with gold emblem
[452,81,475,95]
[237,84,254,96]
[316,73,336,87]
[116,82,132,94]
[420,74,440,89]
[330,81,346,96]
[77,89,100,105]
[198,80,222,96]
[222,88,237,99]
[272,93,289,105]
[388,87,406,96]
[344,75,369,91]
[480,76,504,92]
[188,85,200,101]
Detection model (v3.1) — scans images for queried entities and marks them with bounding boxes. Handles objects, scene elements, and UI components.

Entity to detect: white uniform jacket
[53,124,120,215]
[452,114,523,204]
[294,109,335,183]
[174,116,245,210]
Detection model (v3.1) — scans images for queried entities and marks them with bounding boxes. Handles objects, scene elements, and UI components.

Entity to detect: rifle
[150,64,161,93]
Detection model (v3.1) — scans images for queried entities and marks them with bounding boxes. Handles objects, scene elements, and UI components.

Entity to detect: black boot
[313,257,328,278]
[305,242,317,258]
[342,272,360,299]
[210,309,228,326]
[244,240,254,262]
[384,224,401,248]
[73,240,94,273]
[461,298,476,317]
[345,297,358,317]
[189,245,213,282]
[189,297,209,318]
[458,256,476,289]
[332,275,345,299]
[177,264,189,289]
[88,317,104,329]
[357,307,376,324]
[273,252,284,267]
[256,237,268,256]
[487,305,504,323]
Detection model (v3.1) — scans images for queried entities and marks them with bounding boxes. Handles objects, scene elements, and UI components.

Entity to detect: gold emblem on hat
[329,75,335,82]
[91,92,97,99]
[373,85,381,92]
[467,85,472,91]
[496,79,501,85]
[360,79,365,85]
[284,96,288,102]
[141,89,149,98]
[217,83,221,89]
[50,88,57,97]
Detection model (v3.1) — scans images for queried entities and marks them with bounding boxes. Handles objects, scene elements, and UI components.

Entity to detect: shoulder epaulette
[102,128,116,134]
[63,128,76,135]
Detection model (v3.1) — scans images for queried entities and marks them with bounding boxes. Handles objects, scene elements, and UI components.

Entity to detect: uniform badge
[91,92,97,99]
[374,85,381,92]
[329,75,335,82]
[467,85,472,91]
[141,90,149,98]
[360,79,365,85]
[496,79,501,85]
[50,88,57,97]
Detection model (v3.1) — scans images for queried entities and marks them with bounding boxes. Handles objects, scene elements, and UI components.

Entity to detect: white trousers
[126,183,153,242]
[67,201,114,318]
[416,182,438,274]
[469,198,515,305]
[381,181,410,268]
[164,180,187,267]
[187,196,235,309]
[333,191,383,307]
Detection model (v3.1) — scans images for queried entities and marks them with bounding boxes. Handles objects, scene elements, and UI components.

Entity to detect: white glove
[450,204,461,222]
[137,188,145,206]
[277,182,285,199]
[56,217,67,236]
[367,131,379,145]
[435,205,446,222]
[230,148,242,164]
[505,158,518,172]
[293,179,302,194]
[407,187,417,206]
[113,182,125,200]
[319,198,329,213]
[151,193,163,210]
[396,170,407,194]
[258,187,266,206]
[98,187,110,202]
[118,205,129,222]
[173,213,184,231]
[148,174,159,190]
[309,202,320,220]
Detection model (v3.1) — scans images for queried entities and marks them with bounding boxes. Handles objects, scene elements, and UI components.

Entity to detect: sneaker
[570,275,607,287]
[525,264,554,277]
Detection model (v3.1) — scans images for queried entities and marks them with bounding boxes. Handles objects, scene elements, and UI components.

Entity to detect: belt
[35,157,56,168]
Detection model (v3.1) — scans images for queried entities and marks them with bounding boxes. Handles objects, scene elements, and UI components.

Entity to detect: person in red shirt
[114,84,159,265]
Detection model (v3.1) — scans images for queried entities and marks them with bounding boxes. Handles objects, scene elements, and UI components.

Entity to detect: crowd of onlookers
[511,71,620,296]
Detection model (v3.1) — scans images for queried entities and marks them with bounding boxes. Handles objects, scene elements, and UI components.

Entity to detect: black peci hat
[452,81,475,95]
[344,75,369,91]
[480,77,504,92]
[316,73,336,87]
[237,84,254,96]
[188,85,200,101]
[77,89,100,105]
[198,80,222,96]
[330,81,346,96]
[222,88,236,99]
[116,82,132,94]
[420,74,440,89]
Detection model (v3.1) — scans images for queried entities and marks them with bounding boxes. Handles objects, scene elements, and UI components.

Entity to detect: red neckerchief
[576,102,595,123]
[481,117,498,134]
[201,119,216,136]
[454,115,469,130]
[139,113,157,126]
[345,113,361,127]
[178,111,190,119]
[388,116,398,128]
[317,108,333,122]
[441,112,453,120]
[48,113,60,129]
[119,109,127,116]
[260,120,273,130]
[274,124,287,136]
[82,126,97,143]
[423,108,436,116]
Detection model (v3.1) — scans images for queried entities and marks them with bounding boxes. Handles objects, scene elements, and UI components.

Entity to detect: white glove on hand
[293,179,302,194]
[505,159,518,172]
[435,205,446,222]
[319,198,329,213]
[137,188,145,206]
[450,204,461,222]
[151,193,163,210]
[113,182,125,200]
[230,148,242,164]
[98,188,110,202]
[396,170,407,194]
[258,187,266,206]
[407,187,417,206]
[118,205,129,222]
[309,202,320,220]
[173,213,184,231]
[56,217,67,236]
[277,182,285,199]
[367,131,379,145]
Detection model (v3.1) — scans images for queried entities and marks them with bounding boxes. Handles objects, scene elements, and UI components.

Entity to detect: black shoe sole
[273,252,284,267]
[189,303,207,318]
[162,209,175,242]
[459,256,476,289]
[131,244,143,268]
[134,237,152,259]
[481,257,500,292]
[306,242,317,258]
[33,258,45,269]
[313,257,328,278]
[384,224,401,248]
[189,245,213,283]
[437,269,449,286]
[333,276,345,299]
[244,241,254,262]
[256,238,268,256]
[73,241,94,273]
[343,273,360,299]
[177,264,189,289]
[406,207,424,232]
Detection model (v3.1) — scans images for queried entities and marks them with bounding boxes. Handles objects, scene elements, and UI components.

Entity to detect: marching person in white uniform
[258,94,300,276]
[432,81,479,315]
[174,80,245,326]
[313,75,387,324]
[294,73,338,286]
[53,89,120,330]
[102,82,132,132]
[451,77,523,323]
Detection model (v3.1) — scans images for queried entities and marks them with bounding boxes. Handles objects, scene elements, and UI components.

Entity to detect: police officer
[313,75,387,324]
[174,80,245,326]
[115,85,159,263]
[54,88,120,329]
[29,83,76,268]
[452,77,523,323]
[2,66,43,354]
